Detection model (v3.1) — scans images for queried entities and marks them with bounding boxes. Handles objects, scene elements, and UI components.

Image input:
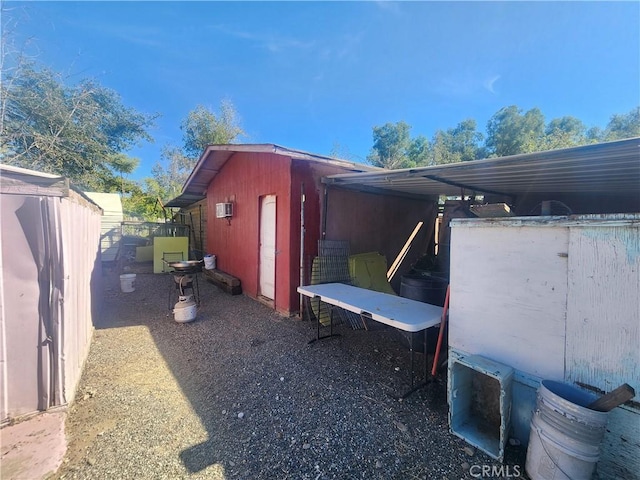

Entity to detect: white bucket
[119,273,136,293]
[526,380,609,480]
[204,254,216,270]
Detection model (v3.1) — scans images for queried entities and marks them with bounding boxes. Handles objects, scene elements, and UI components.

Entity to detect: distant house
[84,192,124,262]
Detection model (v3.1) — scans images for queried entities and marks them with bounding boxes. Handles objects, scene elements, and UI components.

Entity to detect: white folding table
[297,282,444,396]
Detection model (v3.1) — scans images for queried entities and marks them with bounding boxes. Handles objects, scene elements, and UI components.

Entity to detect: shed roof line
[166,143,378,208]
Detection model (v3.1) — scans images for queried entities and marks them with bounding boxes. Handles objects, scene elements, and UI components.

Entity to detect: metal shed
[0,165,103,422]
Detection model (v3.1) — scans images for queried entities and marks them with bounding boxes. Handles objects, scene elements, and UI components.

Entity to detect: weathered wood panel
[565,225,640,480]
[597,406,640,480]
[180,199,207,257]
[449,223,569,379]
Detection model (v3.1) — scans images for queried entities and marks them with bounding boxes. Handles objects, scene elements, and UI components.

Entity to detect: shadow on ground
[54,267,527,479]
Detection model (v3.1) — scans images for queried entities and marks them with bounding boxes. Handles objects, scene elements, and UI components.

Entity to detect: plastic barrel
[119,273,136,293]
[400,273,448,306]
[526,380,609,480]
[400,273,448,352]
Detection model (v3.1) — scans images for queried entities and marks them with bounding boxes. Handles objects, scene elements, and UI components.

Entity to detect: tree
[541,116,587,150]
[406,135,430,166]
[367,121,428,169]
[151,146,193,202]
[110,153,140,194]
[150,101,245,202]
[1,62,157,190]
[603,107,640,141]
[431,119,483,165]
[485,106,545,156]
[121,179,165,220]
[369,105,639,168]
[181,101,245,158]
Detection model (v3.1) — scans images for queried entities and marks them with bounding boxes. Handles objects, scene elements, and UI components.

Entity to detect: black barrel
[400,273,448,306]
[400,273,448,354]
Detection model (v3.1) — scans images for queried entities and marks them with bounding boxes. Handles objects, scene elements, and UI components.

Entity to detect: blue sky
[7,1,640,179]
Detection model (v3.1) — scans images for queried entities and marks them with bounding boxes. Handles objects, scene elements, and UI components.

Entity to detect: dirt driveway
[52,269,524,479]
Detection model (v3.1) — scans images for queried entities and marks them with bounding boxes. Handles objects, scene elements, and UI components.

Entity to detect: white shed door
[259,195,276,300]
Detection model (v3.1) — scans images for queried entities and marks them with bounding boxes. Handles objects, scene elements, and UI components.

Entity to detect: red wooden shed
[168,144,376,314]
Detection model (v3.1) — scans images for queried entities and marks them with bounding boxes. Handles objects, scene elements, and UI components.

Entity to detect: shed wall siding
[1,190,101,420]
[325,188,437,293]
[1,195,42,417]
[59,192,103,406]
[206,153,293,313]
[289,161,324,311]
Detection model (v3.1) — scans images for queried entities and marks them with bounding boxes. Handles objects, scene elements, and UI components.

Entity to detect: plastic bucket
[119,273,136,293]
[525,380,609,480]
[204,254,216,270]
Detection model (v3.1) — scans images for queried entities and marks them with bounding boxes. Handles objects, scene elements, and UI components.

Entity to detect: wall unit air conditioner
[216,202,233,218]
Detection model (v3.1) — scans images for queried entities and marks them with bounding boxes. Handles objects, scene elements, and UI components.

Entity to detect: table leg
[308,298,341,344]
[399,328,431,399]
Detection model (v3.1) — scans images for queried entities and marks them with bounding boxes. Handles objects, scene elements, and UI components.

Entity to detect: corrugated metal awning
[165,192,207,208]
[323,138,640,199]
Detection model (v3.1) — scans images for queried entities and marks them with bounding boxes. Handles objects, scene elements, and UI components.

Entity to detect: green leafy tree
[151,101,245,202]
[110,153,140,194]
[367,121,428,169]
[151,146,193,201]
[485,106,545,156]
[431,119,483,164]
[369,105,639,168]
[122,179,166,220]
[182,101,245,158]
[603,107,640,141]
[407,135,430,166]
[541,116,587,150]
[1,63,156,190]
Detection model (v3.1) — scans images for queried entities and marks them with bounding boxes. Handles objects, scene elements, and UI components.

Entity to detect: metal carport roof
[323,138,640,200]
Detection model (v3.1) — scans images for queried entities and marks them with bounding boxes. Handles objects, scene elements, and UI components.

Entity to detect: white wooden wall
[565,224,639,479]
[449,223,569,379]
[449,215,639,480]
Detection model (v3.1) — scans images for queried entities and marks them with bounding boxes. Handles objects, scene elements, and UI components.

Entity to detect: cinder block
[448,351,514,462]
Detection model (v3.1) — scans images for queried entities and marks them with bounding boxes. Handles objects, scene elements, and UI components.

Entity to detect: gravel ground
[52,268,527,480]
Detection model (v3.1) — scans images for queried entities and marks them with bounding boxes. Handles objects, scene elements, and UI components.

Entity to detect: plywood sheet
[153,237,189,273]
[564,225,639,479]
[565,226,639,392]
[449,225,569,379]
